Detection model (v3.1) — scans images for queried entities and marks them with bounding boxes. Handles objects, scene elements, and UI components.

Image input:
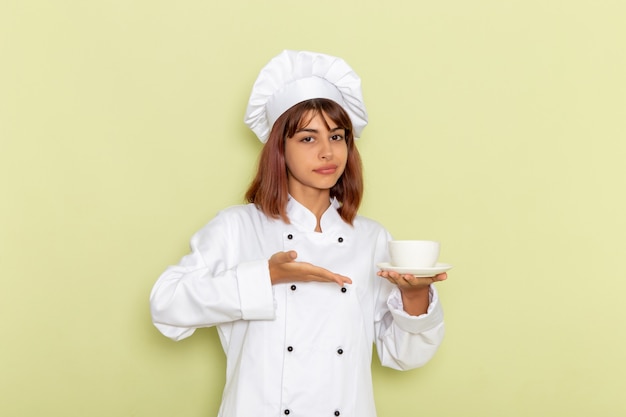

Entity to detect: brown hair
[245,98,363,225]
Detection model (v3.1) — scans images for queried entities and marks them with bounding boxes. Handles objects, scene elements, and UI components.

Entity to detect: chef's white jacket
[150,197,444,417]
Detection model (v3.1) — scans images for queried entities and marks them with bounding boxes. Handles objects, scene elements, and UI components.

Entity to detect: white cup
[388,240,440,267]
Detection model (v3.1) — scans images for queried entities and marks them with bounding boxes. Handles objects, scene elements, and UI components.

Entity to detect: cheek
[338,145,349,164]
[283,147,297,169]
[284,149,304,176]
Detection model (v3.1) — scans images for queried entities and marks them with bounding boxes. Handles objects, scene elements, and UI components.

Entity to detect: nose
[319,138,333,160]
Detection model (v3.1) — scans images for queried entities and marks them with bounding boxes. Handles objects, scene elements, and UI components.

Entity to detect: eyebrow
[295,126,345,134]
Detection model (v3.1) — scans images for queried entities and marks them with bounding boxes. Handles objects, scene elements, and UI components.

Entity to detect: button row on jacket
[286,346,344,355]
[283,409,340,415]
[285,233,344,243]
[289,284,348,294]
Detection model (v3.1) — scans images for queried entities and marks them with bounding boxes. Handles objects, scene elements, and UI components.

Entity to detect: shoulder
[189,204,272,251]
[213,203,269,227]
[217,203,263,218]
[353,213,385,230]
[193,203,268,239]
[351,214,391,240]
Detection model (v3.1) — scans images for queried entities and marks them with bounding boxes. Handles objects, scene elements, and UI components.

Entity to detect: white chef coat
[150,197,444,417]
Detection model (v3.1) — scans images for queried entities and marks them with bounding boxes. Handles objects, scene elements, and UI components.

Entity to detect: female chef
[150,50,447,417]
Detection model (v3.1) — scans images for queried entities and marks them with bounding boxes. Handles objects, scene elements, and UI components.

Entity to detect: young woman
[150,50,447,417]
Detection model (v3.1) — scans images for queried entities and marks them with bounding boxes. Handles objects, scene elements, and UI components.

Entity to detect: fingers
[268,251,298,285]
[377,271,447,289]
[270,250,297,264]
[302,263,352,286]
[269,251,352,286]
[433,272,448,282]
[326,271,352,286]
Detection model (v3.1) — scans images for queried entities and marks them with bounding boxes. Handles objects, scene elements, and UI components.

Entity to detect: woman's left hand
[377,271,447,291]
[377,271,447,316]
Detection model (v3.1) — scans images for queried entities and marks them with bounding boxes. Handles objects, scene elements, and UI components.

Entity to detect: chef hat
[244,50,368,143]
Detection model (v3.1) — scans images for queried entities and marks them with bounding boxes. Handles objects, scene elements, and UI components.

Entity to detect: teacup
[388,240,440,268]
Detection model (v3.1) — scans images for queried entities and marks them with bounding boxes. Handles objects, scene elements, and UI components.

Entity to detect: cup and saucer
[376,262,453,277]
[377,240,453,277]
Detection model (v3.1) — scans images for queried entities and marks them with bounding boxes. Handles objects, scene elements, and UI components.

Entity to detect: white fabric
[244,50,369,143]
[266,76,344,126]
[150,198,444,417]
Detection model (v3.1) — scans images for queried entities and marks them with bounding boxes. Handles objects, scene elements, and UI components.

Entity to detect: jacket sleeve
[149,211,276,341]
[373,231,445,370]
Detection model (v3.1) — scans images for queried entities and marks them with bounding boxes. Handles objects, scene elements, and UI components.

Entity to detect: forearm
[376,285,445,370]
[150,260,275,334]
[399,286,431,316]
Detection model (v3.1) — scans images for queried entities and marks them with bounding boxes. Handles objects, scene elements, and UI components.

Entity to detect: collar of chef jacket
[286,196,344,232]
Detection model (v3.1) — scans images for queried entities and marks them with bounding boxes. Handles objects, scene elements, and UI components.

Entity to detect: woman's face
[284,111,348,197]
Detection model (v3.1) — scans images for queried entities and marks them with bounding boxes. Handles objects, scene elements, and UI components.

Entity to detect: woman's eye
[331,134,345,141]
[300,136,314,143]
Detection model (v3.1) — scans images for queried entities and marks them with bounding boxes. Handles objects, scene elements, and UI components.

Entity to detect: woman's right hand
[268,251,352,287]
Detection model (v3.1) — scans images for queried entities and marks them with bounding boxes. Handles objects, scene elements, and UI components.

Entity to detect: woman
[150,50,447,417]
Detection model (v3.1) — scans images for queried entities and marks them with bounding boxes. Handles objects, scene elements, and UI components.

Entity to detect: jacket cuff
[387,285,444,333]
[236,260,276,320]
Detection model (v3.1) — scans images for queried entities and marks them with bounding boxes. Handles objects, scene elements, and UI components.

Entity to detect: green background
[2,1,625,416]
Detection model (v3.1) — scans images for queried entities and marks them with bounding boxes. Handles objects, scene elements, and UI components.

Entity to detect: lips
[313,165,338,175]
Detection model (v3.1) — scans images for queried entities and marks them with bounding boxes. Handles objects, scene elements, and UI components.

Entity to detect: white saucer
[377,262,453,277]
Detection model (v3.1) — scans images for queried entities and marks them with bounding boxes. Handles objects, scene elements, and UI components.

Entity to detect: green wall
[2,1,625,416]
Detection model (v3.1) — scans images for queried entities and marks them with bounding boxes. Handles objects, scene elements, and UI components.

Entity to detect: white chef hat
[244,50,368,143]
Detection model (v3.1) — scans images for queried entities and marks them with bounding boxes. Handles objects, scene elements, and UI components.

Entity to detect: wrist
[400,285,430,300]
